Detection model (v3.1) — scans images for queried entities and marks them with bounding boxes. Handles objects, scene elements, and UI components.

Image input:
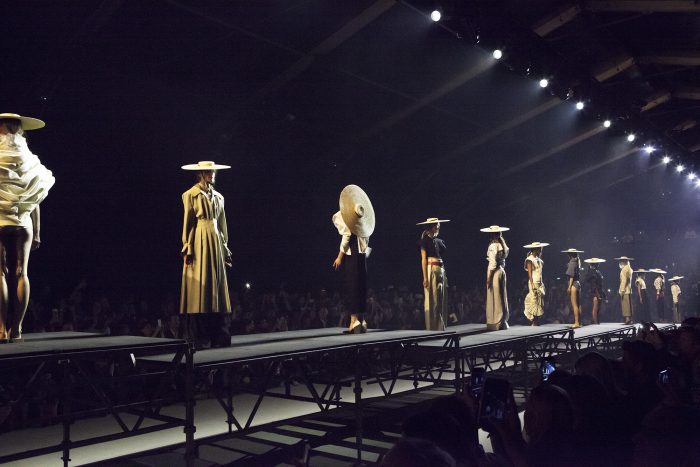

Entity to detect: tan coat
[180,184,231,314]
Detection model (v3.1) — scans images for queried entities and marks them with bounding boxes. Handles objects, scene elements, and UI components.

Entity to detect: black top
[420,235,446,259]
[584,269,606,298]
[566,257,580,281]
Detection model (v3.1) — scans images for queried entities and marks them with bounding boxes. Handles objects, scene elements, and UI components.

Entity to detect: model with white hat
[332,185,375,334]
[583,258,607,324]
[523,242,548,326]
[180,161,233,347]
[481,225,510,330]
[634,268,651,323]
[650,269,667,322]
[417,218,450,331]
[615,256,635,324]
[0,114,55,342]
[562,249,584,328]
[669,276,683,323]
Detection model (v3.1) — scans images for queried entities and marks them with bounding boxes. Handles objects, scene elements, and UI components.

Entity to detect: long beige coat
[180,184,231,314]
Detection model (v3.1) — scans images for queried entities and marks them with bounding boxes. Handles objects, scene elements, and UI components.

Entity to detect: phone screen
[479,378,509,423]
[658,369,669,385]
[471,368,486,398]
[541,358,556,381]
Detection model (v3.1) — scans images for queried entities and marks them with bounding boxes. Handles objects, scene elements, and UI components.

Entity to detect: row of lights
[430,8,698,187]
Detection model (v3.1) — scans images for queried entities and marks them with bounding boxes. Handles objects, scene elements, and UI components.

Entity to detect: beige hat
[181,160,231,170]
[0,113,45,130]
[339,184,375,237]
[523,242,549,249]
[634,269,648,273]
[561,248,584,253]
[480,225,510,233]
[614,256,634,261]
[649,268,667,274]
[584,258,606,264]
[669,276,684,282]
[417,217,451,225]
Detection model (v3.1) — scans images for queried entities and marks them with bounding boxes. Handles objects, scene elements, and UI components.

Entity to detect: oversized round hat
[584,258,606,264]
[0,112,45,130]
[649,268,667,274]
[614,256,634,261]
[339,184,375,237]
[634,268,648,273]
[561,248,584,253]
[480,225,510,233]
[669,275,684,281]
[523,242,549,249]
[417,217,450,225]
[181,160,231,170]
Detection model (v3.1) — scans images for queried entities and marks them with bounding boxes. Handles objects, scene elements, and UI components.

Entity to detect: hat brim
[480,226,510,233]
[584,258,606,264]
[614,257,634,261]
[417,219,451,225]
[0,113,45,130]
[669,276,684,281]
[523,243,549,248]
[340,185,375,237]
[634,270,648,273]
[561,249,584,253]
[649,269,667,274]
[181,163,231,170]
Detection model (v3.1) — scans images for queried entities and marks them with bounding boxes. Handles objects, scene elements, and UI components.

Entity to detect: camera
[470,367,486,398]
[658,368,670,385]
[540,357,556,381]
[478,377,510,424]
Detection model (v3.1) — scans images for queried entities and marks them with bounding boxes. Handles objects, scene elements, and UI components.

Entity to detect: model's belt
[197,219,216,224]
[428,260,444,267]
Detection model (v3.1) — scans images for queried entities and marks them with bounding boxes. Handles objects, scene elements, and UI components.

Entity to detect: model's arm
[637,282,643,303]
[421,248,428,288]
[218,198,232,266]
[527,261,534,290]
[30,205,40,250]
[486,244,496,289]
[181,193,195,264]
[333,249,345,270]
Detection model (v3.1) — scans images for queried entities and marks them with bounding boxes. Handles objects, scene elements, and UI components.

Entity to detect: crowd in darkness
[381,321,700,467]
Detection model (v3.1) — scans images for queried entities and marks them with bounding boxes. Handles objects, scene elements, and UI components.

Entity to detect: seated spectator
[381,438,455,467]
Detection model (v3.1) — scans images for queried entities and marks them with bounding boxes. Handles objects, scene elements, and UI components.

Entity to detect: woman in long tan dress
[481,225,510,330]
[180,161,232,347]
[0,113,54,342]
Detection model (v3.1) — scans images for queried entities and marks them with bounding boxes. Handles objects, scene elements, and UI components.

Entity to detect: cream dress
[180,184,231,314]
[524,254,545,320]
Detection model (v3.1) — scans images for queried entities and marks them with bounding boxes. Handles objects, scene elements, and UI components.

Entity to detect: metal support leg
[184,343,196,467]
[60,359,71,467]
[354,350,363,466]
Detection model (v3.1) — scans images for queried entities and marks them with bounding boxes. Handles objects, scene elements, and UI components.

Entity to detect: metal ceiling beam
[532,3,582,37]
[586,1,700,13]
[641,90,672,112]
[638,52,700,67]
[591,54,635,82]
[674,87,700,100]
[672,119,698,132]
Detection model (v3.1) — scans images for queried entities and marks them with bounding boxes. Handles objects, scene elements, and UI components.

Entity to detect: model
[481,225,510,330]
[417,218,449,331]
[583,258,606,325]
[523,242,548,326]
[650,269,666,322]
[332,185,375,334]
[615,256,634,325]
[0,113,55,342]
[562,249,584,328]
[669,276,683,323]
[634,268,651,323]
[180,160,232,347]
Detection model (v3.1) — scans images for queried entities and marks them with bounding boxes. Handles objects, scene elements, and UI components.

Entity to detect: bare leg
[571,287,581,327]
[10,228,32,340]
[0,234,8,340]
[592,297,600,324]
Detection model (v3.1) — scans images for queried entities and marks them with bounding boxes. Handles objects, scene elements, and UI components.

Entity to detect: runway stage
[0,322,674,466]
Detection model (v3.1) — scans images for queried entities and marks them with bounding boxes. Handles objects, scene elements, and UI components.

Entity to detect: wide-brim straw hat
[416,217,451,225]
[669,275,684,281]
[614,256,634,261]
[480,225,509,233]
[181,160,231,170]
[584,258,606,264]
[0,113,45,130]
[339,184,375,237]
[524,242,549,249]
[561,248,584,254]
[649,268,667,274]
[634,269,648,273]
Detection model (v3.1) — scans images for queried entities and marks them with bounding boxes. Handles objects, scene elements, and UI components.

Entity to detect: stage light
[493,49,503,59]
[662,156,671,164]
[603,120,611,128]
[676,164,685,173]
[627,134,635,142]
[689,172,696,181]
[576,101,584,110]
[539,78,549,88]
[245,282,251,289]
[430,10,441,21]
[695,179,700,188]
[644,145,655,154]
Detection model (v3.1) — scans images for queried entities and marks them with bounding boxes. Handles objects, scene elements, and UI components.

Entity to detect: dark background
[6,1,700,301]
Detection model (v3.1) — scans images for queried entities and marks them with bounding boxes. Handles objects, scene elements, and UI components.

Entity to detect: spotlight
[676,164,685,173]
[603,120,611,128]
[492,49,503,60]
[662,156,671,164]
[430,10,441,21]
[627,134,635,142]
[695,179,700,188]
[245,282,252,290]
[539,78,549,88]
[689,172,696,181]
[576,101,584,110]
[644,145,655,154]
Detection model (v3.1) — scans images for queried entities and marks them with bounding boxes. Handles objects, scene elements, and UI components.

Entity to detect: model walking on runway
[634,268,651,323]
[651,269,666,322]
[0,113,54,343]
[562,249,584,328]
[583,258,606,324]
[417,218,449,331]
[523,242,548,326]
[669,275,683,323]
[481,225,510,330]
[616,256,634,324]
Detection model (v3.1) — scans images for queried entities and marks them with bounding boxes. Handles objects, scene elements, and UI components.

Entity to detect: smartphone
[470,367,486,398]
[478,377,510,424]
[541,357,556,381]
[658,369,670,385]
